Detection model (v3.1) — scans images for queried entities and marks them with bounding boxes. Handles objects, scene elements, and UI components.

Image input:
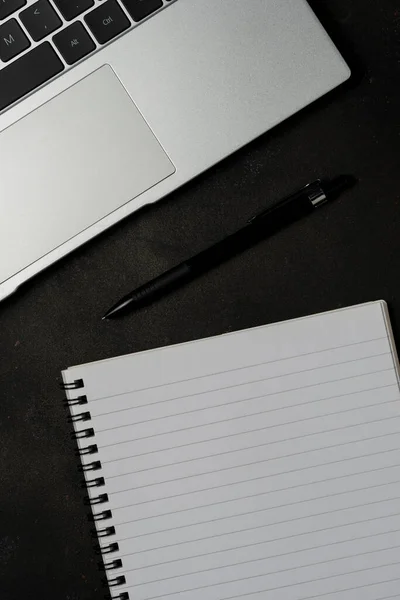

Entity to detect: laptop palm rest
[0,65,175,284]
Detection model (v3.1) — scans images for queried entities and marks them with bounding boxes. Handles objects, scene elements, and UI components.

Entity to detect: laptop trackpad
[0,66,175,283]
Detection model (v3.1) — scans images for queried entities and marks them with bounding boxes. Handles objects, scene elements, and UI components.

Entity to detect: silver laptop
[0,0,350,302]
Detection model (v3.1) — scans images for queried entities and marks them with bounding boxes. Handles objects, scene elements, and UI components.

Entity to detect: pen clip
[248,179,326,223]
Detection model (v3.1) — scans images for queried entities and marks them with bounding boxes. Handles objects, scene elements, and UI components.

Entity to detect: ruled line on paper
[95,351,391,418]
[104,412,400,479]
[306,591,400,600]
[101,414,400,453]
[211,577,400,600]
[96,376,396,436]
[113,497,400,547]
[103,428,400,475]
[109,457,400,505]
[98,402,399,476]
[118,518,400,566]
[111,473,400,522]
[107,444,400,494]
[116,493,400,544]
[140,561,400,599]
[129,544,400,586]
[89,336,387,403]
[112,512,400,561]
[114,513,400,564]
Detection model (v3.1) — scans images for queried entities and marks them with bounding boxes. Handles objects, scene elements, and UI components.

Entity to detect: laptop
[0,0,350,302]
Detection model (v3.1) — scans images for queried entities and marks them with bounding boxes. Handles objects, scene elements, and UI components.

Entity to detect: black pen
[103,175,355,319]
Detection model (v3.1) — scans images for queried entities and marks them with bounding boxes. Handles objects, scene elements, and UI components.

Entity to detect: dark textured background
[1,1,400,598]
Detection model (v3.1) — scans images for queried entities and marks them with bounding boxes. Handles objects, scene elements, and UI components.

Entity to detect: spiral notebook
[62,301,400,600]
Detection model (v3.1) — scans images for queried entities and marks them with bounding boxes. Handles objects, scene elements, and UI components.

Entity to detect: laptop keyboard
[0,0,174,113]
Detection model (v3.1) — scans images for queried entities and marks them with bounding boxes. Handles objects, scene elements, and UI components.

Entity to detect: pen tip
[102,305,121,320]
[102,309,115,320]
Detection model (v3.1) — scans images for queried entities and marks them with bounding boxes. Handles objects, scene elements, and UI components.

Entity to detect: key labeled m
[3,34,15,46]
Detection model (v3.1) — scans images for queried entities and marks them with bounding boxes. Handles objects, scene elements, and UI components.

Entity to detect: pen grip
[129,263,192,304]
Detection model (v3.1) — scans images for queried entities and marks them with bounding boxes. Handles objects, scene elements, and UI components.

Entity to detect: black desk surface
[1,1,400,598]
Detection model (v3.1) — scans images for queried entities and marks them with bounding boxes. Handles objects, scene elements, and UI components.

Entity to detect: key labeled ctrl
[85,0,130,45]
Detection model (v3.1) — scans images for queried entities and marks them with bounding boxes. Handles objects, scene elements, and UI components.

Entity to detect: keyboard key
[53,21,95,65]
[121,0,162,22]
[0,18,30,62]
[85,0,129,45]
[53,0,94,21]
[0,0,26,20]
[0,42,63,111]
[20,0,62,42]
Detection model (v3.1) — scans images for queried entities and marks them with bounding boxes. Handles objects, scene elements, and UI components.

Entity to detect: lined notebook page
[63,301,400,600]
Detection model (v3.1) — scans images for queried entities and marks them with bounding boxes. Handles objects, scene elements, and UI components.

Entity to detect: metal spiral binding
[60,379,84,390]
[75,444,98,457]
[64,395,88,407]
[62,379,130,600]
